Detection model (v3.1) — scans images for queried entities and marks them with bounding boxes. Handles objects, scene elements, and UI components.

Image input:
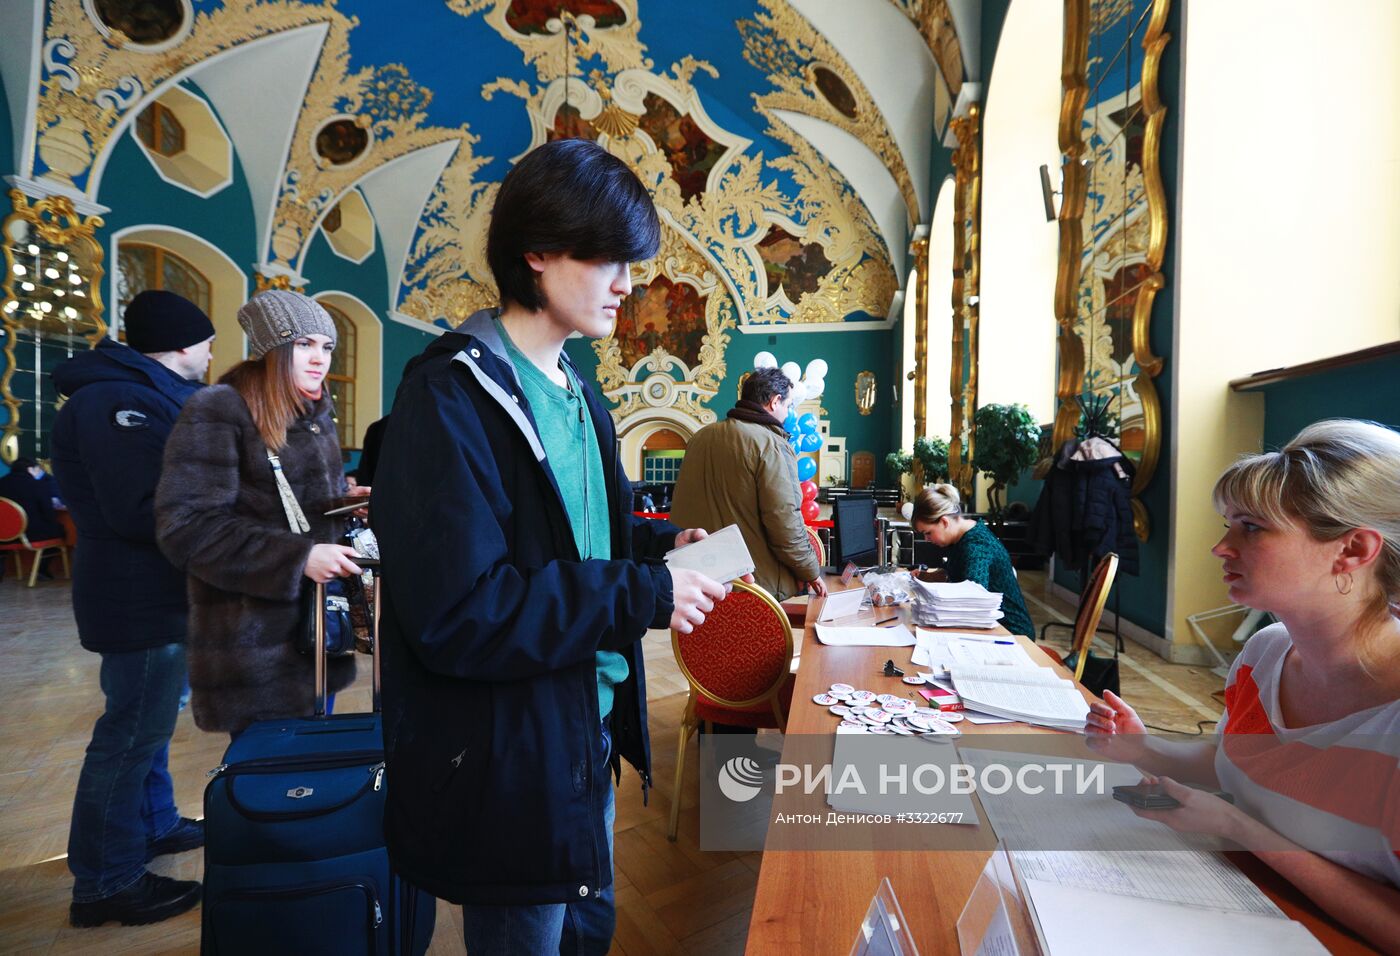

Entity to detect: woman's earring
[1335,572,1354,595]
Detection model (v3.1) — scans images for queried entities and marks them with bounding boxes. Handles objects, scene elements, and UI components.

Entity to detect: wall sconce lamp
[1039,164,1060,222]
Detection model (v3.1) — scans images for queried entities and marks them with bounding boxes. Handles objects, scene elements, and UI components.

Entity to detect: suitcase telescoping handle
[314,556,382,717]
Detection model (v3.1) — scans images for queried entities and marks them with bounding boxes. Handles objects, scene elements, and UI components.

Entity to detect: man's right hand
[806,577,829,597]
[304,543,362,583]
[668,566,728,634]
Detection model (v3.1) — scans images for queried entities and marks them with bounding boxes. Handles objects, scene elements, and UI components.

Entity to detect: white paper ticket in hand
[664,524,755,585]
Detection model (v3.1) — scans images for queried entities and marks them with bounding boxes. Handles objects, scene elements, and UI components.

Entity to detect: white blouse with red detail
[1215,623,1400,887]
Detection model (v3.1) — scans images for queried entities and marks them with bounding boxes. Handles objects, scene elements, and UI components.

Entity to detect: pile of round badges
[811,683,962,738]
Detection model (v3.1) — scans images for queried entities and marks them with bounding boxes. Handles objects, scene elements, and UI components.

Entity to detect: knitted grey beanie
[237,290,337,358]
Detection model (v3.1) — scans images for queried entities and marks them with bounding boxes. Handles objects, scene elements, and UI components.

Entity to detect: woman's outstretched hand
[1085,689,1151,764]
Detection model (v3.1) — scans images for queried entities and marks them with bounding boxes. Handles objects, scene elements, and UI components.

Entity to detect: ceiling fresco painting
[16,0,953,416]
[738,0,917,224]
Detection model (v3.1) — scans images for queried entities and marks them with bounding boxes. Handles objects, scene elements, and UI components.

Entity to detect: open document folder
[949,664,1089,731]
[956,750,1329,955]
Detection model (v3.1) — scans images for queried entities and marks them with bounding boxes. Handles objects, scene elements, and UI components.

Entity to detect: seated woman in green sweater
[910,483,1035,638]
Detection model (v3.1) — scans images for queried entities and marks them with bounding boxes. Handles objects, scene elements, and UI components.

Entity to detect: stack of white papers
[910,579,1004,629]
[950,664,1089,731]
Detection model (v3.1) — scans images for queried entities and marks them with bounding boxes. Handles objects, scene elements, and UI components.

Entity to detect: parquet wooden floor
[0,570,1222,954]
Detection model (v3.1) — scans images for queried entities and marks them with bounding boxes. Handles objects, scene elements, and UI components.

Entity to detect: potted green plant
[884,449,912,483]
[972,403,1040,516]
[913,435,950,484]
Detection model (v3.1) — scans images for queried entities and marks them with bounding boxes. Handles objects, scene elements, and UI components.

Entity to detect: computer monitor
[831,496,879,568]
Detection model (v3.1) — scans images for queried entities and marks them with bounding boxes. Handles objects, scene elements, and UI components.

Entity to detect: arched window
[641,428,687,484]
[115,242,213,380]
[115,242,211,330]
[135,100,185,157]
[319,301,358,451]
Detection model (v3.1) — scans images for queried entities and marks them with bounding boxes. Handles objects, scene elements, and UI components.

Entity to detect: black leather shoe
[70,872,201,927]
[146,816,205,861]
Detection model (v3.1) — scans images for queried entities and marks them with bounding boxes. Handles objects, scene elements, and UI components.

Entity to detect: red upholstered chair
[0,496,70,588]
[805,525,826,568]
[669,581,794,841]
[782,526,828,628]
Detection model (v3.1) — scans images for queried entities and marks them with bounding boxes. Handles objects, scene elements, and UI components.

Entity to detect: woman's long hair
[219,343,306,451]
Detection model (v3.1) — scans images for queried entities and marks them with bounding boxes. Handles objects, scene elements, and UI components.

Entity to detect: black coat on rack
[1030,439,1140,577]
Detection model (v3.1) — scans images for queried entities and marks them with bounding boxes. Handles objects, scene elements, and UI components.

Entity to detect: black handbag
[294,578,355,658]
[1061,647,1120,698]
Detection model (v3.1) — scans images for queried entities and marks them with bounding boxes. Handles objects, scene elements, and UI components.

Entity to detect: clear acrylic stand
[956,843,1042,955]
[849,877,920,956]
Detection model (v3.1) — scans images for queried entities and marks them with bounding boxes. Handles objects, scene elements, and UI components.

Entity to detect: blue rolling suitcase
[201,559,435,955]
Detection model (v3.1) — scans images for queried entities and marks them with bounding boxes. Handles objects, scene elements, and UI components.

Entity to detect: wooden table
[745,576,1377,955]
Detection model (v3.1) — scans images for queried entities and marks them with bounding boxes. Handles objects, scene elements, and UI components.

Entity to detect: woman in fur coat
[156,291,364,735]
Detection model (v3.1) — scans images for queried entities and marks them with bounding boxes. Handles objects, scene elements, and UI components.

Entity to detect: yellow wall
[925,176,957,443]
[1167,0,1400,650]
[978,0,1061,424]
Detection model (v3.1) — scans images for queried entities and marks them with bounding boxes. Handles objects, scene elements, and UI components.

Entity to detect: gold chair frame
[668,581,794,841]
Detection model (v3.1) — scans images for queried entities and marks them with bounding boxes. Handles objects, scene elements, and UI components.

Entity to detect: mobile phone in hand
[1112,783,1181,810]
[1112,783,1236,810]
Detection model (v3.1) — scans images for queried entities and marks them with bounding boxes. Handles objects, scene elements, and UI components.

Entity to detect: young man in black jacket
[372,138,731,954]
[51,291,214,927]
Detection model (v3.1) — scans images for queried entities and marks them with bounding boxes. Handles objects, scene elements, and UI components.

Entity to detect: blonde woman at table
[909,483,1035,638]
[1085,419,1400,951]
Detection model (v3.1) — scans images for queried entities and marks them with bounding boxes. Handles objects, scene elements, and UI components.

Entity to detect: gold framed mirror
[855,370,877,415]
[2,190,107,463]
[1053,0,1169,538]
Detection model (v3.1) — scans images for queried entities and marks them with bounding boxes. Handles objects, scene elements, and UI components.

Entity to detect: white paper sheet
[913,632,1035,671]
[1022,880,1326,956]
[962,711,1016,725]
[663,524,755,584]
[814,623,916,647]
[817,588,867,622]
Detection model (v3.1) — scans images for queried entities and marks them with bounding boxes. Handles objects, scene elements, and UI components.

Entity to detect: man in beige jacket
[671,367,827,601]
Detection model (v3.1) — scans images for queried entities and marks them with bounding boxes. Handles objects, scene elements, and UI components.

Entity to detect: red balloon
[801,499,820,523]
[800,479,819,502]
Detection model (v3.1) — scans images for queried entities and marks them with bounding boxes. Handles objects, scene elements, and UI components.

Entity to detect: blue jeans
[462,723,616,955]
[68,644,186,901]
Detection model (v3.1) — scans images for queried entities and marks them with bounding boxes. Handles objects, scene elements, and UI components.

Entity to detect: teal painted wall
[1258,354,1400,449]
[566,324,900,482]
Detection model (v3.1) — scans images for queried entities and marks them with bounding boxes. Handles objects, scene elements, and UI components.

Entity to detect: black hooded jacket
[51,339,202,652]
[371,311,678,905]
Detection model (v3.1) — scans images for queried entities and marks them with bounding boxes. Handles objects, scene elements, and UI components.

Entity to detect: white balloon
[804,359,829,381]
[781,361,802,385]
[804,376,825,399]
[788,381,808,403]
[754,351,778,370]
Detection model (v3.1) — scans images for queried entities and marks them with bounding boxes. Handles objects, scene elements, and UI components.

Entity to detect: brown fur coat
[156,385,355,733]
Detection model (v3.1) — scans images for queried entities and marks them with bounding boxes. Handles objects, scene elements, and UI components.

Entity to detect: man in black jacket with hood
[51,290,213,927]
[373,139,731,954]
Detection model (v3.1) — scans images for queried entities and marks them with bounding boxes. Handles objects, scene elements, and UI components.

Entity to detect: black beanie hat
[123,290,216,354]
